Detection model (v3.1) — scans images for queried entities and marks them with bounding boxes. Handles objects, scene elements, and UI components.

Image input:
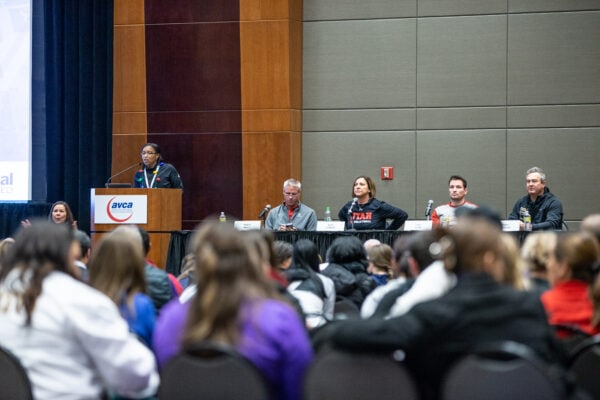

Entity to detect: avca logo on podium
[106,197,135,223]
[94,195,148,224]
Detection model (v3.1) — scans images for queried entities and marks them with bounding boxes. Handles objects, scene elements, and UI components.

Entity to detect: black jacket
[321,261,376,307]
[508,187,563,231]
[314,272,568,399]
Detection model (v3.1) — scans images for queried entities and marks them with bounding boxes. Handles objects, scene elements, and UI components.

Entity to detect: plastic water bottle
[219,212,227,223]
[324,206,332,222]
[523,210,532,231]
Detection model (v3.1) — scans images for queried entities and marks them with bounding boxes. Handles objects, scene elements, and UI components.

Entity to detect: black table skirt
[166,230,407,276]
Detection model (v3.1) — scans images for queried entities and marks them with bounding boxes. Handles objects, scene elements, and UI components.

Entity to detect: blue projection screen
[0,0,31,201]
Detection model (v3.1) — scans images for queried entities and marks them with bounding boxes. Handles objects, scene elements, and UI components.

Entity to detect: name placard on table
[234,220,262,231]
[403,220,433,231]
[317,221,346,231]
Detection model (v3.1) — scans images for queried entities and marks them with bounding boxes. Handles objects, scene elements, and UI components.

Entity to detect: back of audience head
[548,231,599,286]
[326,236,368,266]
[73,229,91,261]
[366,243,393,279]
[520,232,556,283]
[184,220,277,345]
[137,226,151,257]
[455,203,503,230]
[243,230,276,274]
[581,213,600,244]
[177,253,196,287]
[363,238,381,252]
[391,234,414,278]
[401,231,438,278]
[273,240,293,271]
[1,220,77,324]
[291,239,321,273]
[498,233,528,290]
[0,237,15,272]
[434,219,505,282]
[88,226,147,305]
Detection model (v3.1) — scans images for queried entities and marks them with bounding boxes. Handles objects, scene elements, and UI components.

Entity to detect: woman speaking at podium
[133,143,183,189]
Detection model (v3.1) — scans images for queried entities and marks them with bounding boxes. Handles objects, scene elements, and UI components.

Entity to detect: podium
[90,188,182,269]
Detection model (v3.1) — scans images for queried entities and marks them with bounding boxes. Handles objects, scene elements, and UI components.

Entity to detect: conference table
[165,229,410,275]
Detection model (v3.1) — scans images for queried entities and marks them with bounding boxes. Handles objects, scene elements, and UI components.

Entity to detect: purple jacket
[153,298,313,400]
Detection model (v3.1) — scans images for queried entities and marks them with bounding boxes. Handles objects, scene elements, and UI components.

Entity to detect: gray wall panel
[302,131,417,219]
[507,128,600,219]
[302,1,600,224]
[509,0,600,13]
[303,19,416,109]
[303,109,416,132]
[419,0,507,16]
[508,12,600,105]
[418,107,506,130]
[417,15,507,107]
[508,105,600,128]
[304,0,416,21]
[416,130,507,214]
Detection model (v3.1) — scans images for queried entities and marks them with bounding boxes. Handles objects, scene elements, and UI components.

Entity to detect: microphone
[105,162,141,187]
[258,204,271,219]
[425,199,434,219]
[348,197,358,215]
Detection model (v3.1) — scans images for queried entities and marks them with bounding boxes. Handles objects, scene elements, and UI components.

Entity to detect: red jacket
[541,280,600,337]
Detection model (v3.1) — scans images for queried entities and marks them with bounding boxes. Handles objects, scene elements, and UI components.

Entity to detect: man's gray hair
[526,166,546,183]
[283,178,301,191]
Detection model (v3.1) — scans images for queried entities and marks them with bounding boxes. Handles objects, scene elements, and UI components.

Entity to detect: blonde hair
[521,232,557,274]
[499,233,528,290]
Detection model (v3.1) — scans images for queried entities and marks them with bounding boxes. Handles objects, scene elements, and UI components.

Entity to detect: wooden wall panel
[113,25,146,113]
[114,0,145,25]
[240,0,303,220]
[114,0,304,228]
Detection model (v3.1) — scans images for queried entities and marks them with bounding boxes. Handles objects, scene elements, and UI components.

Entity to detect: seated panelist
[338,176,407,230]
[265,178,317,231]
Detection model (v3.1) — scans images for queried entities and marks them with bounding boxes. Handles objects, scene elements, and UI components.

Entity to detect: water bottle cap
[326,206,330,211]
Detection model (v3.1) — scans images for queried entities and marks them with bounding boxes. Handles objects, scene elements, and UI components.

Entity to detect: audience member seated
[0,237,14,273]
[312,219,569,400]
[366,243,394,286]
[89,226,156,348]
[176,253,195,289]
[73,229,91,282]
[320,236,376,308]
[21,200,78,230]
[273,240,294,272]
[499,232,529,290]
[541,232,600,338]
[244,230,304,318]
[136,227,177,312]
[385,231,456,319]
[360,234,413,318]
[0,221,158,399]
[581,213,600,243]
[283,239,335,329]
[520,232,556,294]
[152,220,312,400]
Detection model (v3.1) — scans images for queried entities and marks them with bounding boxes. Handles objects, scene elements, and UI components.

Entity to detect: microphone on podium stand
[105,162,141,188]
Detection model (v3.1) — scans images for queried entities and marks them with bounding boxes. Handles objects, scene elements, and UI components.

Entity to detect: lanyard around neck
[144,164,160,188]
